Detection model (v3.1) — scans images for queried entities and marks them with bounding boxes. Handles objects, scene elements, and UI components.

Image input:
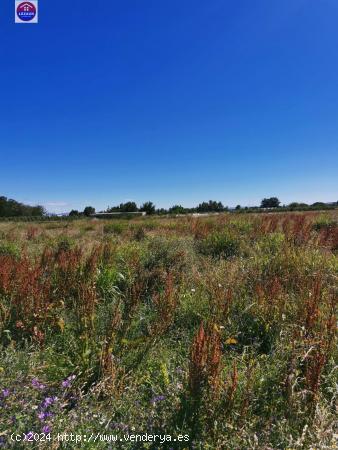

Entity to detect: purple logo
[16,2,36,22]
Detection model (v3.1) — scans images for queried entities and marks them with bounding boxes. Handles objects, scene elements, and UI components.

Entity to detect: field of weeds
[0,211,337,449]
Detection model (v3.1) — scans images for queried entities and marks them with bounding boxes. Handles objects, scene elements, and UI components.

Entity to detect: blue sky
[1,0,337,213]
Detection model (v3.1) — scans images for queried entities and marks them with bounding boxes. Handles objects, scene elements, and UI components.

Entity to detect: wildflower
[61,374,76,388]
[42,397,53,408]
[42,425,51,433]
[191,288,196,293]
[111,422,128,431]
[32,378,45,390]
[38,411,47,421]
[150,395,166,404]
[62,379,71,388]
[24,432,34,441]
[2,388,10,398]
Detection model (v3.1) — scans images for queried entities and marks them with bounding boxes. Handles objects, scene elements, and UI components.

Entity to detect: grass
[0,211,337,449]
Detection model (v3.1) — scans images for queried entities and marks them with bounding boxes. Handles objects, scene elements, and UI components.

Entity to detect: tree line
[69,197,337,217]
[0,195,336,218]
[0,196,44,217]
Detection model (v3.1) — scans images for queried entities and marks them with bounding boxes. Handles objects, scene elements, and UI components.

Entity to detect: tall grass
[0,212,336,449]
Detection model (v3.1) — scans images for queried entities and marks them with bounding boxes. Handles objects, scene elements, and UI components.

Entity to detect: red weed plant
[188,322,222,398]
[151,272,179,336]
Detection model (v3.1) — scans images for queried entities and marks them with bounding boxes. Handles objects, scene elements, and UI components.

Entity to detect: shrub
[0,241,20,258]
[143,237,192,273]
[56,236,75,253]
[197,231,240,258]
[133,227,146,241]
[312,215,336,231]
[104,223,125,235]
[255,232,285,255]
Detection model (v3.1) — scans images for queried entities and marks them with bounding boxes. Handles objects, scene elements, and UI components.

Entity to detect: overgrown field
[0,212,337,449]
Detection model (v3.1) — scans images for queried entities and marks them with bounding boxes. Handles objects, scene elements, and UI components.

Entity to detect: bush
[143,237,192,273]
[103,223,125,235]
[0,241,20,258]
[197,231,240,258]
[133,227,146,241]
[312,215,336,231]
[256,232,285,255]
[56,236,75,253]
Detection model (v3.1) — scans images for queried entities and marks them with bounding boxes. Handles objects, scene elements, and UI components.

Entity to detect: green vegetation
[0,196,44,217]
[0,212,337,449]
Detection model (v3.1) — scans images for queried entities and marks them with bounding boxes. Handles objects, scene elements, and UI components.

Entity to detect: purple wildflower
[24,432,34,441]
[61,374,75,388]
[42,425,51,433]
[2,389,10,398]
[43,397,53,408]
[150,395,166,404]
[110,422,128,431]
[38,411,47,421]
[32,378,45,390]
[39,411,52,421]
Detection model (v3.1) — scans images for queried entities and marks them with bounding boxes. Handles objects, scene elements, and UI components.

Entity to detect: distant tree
[83,206,95,216]
[140,201,155,215]
[106,205,120,212]
[197,200,224,212]
[69,209,80,217]
[288,202,308,210]
[120,202,138,212]
[169,205,186,214]
[260,197,281,208]
[156,208,168,215]
[311,202,327,210]
[0,197,7,216]
[235,205,241,210]
[0,195,44,217]
[106,202,138,213]
[30,205,45,216]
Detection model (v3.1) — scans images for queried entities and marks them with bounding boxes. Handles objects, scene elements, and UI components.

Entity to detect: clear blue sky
[1,0,337,213]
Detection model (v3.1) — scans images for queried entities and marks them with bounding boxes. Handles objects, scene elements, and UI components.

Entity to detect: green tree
[0,196,44,217]
[197,200,224,212]
[169,205,186,214]
[83,206,95,216]
[140,201,156,215]
[260,197,280,208]
[69,210,80,217]
[120,202,138,212]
